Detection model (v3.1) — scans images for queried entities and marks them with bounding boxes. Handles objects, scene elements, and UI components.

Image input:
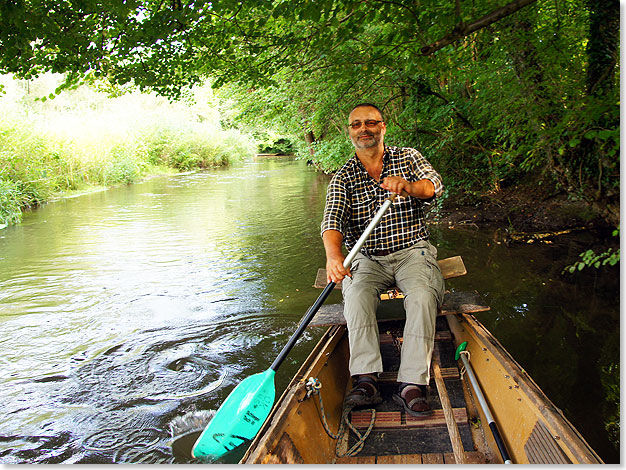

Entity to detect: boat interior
[334,316,492,464]
[241,256,602,464]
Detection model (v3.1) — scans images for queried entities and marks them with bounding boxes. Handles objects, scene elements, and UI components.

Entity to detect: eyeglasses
[348,120,383,129]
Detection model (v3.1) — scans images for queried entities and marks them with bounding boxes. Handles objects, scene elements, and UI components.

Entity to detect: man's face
[348,106,386,150]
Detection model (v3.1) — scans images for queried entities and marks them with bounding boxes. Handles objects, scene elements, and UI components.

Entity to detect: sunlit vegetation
[0,1,618,228]
[211,0,618,228]
[0,75,256,225]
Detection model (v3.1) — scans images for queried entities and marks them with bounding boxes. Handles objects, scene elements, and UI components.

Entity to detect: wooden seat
[309,256,489,328]
[314,256,467,300]
[308,291,490,327]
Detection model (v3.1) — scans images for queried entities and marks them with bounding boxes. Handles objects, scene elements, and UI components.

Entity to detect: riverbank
[1,164,220,228]
[0,75,258,227]
[431,184,620,272]
[0,124,255,227]
[434,184,615,234]
[0,166,209,230]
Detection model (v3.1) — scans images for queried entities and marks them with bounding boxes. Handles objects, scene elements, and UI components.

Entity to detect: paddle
[190,193,399,459]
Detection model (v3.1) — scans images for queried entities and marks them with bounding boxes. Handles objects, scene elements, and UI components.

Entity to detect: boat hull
[243,325,351,463]
[241,313,603,464]
[446,313,602,464]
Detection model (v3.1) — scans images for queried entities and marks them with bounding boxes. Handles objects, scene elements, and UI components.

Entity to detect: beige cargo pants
[341,240,445,385]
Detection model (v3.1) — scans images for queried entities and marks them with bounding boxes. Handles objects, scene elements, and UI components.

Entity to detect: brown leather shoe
[392,383,432,416]
[344,374,383,407]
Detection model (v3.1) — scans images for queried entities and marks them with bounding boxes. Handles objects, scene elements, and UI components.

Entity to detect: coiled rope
[458,350,471,380]
[304,377,376,461]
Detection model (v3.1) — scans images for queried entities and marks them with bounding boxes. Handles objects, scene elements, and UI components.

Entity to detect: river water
[0,157,619,463]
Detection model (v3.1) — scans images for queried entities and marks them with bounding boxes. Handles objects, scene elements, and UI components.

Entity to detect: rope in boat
[458,350,471,380]
[304,377,376,460]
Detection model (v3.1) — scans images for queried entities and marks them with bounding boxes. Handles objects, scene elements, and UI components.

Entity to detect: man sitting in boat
[320,103,445,416]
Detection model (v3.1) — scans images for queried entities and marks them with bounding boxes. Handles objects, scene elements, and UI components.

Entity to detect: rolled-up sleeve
[409,149,443,198]
[321,175,349,237]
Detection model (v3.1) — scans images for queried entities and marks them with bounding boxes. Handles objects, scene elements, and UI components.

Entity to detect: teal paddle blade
[191,368,276,459]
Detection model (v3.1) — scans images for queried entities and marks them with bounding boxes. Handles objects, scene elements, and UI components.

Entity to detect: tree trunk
[582,0,620,225]
[304,130,316,155]
[586,0,619,97]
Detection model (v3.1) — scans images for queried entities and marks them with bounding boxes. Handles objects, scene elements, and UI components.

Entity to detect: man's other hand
[381,176,411,196]
[381,176,435,199]
[326,254,350,283]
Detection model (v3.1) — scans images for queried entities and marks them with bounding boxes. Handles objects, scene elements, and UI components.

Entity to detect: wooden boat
[240,256,603,464]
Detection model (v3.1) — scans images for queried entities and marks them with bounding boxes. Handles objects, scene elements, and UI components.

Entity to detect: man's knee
[343,276,380,303]
[343,281,379,326]
[403,287,441,320]
[404,286,437,304]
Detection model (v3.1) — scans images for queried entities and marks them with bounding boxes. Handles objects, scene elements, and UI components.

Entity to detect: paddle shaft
[191,193,401,459]
[459,353,513,464]
[270,193,397,372]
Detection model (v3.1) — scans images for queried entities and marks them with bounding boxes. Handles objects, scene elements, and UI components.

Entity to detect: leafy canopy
[0,0,619,225]
[0,0,535,96]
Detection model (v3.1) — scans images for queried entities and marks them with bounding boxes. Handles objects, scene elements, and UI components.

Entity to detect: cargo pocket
[424,247,445,305]
[341,258,359,295]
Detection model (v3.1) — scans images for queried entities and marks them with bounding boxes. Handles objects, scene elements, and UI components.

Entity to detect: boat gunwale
[242,312,603,464]
[241,324,348,463]
[446,313,603,464]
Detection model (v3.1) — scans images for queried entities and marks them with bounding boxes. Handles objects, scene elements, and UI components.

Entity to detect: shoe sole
[392,393,433,417]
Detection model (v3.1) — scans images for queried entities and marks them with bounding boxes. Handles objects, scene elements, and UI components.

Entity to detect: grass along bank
[0,75,256,226]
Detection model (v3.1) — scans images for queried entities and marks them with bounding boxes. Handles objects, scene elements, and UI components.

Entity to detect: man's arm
[322,229,351,283]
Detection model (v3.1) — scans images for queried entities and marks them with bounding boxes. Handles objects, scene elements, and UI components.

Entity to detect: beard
[350,130,381,149]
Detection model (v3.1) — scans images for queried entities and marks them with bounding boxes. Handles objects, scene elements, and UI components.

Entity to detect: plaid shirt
[321,146,443,255]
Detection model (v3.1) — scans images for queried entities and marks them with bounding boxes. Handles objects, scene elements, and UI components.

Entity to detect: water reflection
[0,158,618,463]
[0,158,327,463]
[432,224,620,462]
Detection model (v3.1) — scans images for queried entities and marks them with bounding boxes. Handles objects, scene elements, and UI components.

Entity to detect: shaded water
[0,157,618,463]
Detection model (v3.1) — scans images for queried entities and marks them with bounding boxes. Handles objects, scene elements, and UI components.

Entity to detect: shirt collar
[351,146,391,181]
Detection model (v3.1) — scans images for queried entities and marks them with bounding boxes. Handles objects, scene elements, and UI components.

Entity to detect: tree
[0,0,619,224]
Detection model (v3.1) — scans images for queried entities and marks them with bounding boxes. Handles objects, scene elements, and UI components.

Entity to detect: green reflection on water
[432,224,619,462]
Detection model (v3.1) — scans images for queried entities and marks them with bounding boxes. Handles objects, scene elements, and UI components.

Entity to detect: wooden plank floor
[336,316,487,464]
[336,451,486,464]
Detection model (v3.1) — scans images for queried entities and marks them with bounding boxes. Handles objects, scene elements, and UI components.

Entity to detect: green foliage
[0,178,22,225]
[0,75,256,225]
[563,226,620,273]
[0,123,62,203]
[103,144,144,184]
[141,125,254,171]
[308,137,354,173]
[0,0,619,224]
[257,137,293,155]
[564,248,620,273]
[600,362,620,449]
[192,1,616,225]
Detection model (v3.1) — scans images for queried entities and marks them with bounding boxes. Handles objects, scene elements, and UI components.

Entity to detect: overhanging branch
[421,0,537,55]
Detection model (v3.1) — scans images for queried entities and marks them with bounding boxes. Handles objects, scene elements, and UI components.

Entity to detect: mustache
[357,131,375,137]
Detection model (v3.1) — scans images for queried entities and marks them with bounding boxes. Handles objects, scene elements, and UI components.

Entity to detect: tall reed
[0,75,256,225]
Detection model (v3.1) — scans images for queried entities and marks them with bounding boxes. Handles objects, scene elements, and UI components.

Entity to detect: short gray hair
[350,103,385,121]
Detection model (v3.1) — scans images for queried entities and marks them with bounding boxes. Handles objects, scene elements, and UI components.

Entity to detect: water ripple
[0,159,334,463]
